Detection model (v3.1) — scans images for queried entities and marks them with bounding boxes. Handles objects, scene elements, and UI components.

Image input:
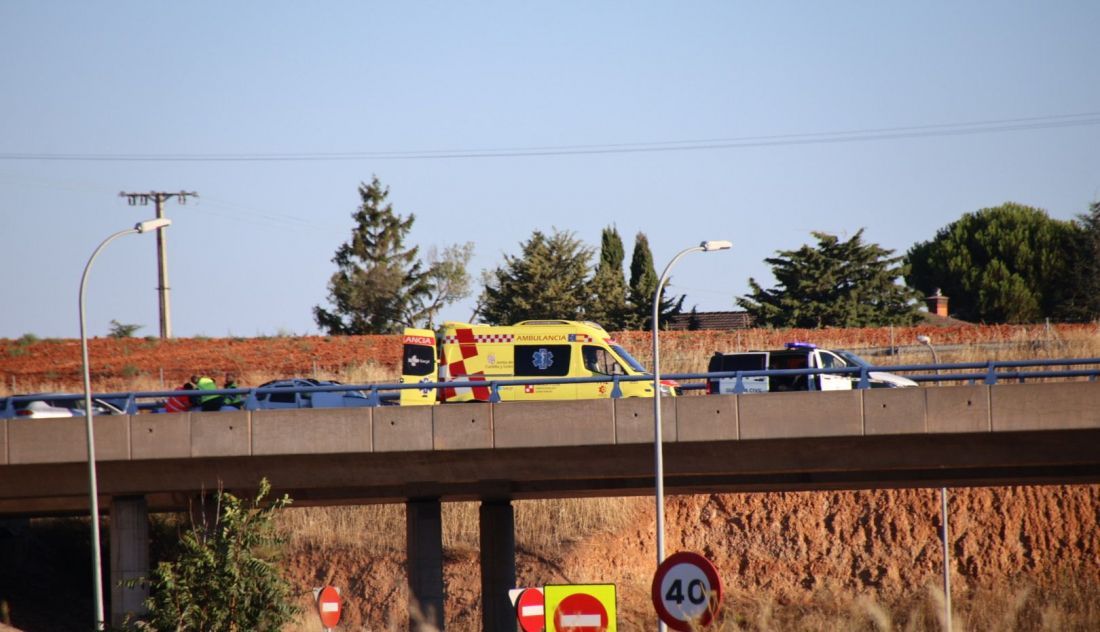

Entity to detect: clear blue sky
[2,2,1098,339]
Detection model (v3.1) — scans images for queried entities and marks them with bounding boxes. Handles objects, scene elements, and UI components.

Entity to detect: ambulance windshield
[610,344,647,373]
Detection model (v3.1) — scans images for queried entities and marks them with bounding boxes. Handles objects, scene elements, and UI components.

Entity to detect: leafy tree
[109,320,143,338]
[739,230,921,328]
[416,242,476,329]
[585,226,630,330]
[314,177,432,335]
[133,478,298,631]
[905,203,1082,323]
[626,232,683,330]
[478,229,593,324]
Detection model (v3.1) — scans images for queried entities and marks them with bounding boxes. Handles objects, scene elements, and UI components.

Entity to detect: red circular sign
[554,593,608,631]
[516,587,546,632]
[652,551,722,631]
[317,585,342,628]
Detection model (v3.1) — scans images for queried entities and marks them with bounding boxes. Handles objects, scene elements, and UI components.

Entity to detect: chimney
[926,288,949,317]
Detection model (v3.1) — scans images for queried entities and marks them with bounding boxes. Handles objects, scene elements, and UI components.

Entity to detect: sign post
[652,552,722,631]
[314,585,342,631]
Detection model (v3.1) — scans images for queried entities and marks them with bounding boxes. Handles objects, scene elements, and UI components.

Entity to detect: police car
[705,342,917,394]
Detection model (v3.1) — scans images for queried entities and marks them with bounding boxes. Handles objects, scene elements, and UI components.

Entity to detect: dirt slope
[280,486,1099,629]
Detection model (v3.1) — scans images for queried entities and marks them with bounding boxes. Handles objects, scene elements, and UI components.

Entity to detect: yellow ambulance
[399,320,668,405]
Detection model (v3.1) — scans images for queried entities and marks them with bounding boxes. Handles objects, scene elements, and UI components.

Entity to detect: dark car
[252,379,372,409]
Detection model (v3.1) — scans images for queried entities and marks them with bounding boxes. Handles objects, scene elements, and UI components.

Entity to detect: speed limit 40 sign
[651,551,722,630]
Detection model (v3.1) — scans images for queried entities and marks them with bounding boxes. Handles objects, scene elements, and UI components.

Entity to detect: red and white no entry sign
[516,587,546,632]
[652,551,722,631]
[316,585,342,629]
[554,593,608,632]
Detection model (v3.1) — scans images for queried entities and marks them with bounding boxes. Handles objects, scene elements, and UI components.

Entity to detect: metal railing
[2,357,1099,419]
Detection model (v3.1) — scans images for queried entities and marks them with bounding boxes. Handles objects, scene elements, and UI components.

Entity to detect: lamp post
[80,217,171,630]
[916,334,940,368]
[917,335,951,631]
[652,239,731,630]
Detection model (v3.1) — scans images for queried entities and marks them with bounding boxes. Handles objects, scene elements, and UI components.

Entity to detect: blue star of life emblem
[532,348,555,370]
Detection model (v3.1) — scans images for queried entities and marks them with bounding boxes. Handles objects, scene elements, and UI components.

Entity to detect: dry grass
[276,497,647,557]
[639,324,1100,375]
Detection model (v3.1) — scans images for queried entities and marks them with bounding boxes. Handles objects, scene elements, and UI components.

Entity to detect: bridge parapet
[1,383,1099,516]
[3,383,1100,466]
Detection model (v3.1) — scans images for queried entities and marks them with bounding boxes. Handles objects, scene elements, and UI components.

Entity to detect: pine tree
[625,232,683,330]
[739,230,921,328]
[478,229,593,325]
[905,203,1082,323]
[586,226,630,331]
[313,177,432,334]
[1062,201,1100,322]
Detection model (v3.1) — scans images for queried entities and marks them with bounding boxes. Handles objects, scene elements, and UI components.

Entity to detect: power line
[3,111,1098,162]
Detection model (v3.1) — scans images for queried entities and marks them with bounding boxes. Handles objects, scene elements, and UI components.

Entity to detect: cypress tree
[626,232,683,330]
[586,226,630,330]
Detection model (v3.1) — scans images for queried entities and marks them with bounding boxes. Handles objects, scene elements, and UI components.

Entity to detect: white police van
[706,342,917,394]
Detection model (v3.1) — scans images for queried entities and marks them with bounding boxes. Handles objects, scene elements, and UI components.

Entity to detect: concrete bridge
[2,381,1099,628]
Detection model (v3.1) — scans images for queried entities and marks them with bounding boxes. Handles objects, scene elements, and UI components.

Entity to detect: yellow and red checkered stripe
[442,333,515,344]
[441,327,491,402]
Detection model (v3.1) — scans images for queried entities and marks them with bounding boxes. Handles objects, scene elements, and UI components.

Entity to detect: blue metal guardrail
[2,357,1099,419]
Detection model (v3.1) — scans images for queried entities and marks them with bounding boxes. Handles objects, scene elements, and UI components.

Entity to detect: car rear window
[710,354,766,372]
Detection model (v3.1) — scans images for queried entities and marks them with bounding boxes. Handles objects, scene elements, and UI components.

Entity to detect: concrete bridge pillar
[406,499,445,630]
[479,499,516,632]
[109,495,149,627]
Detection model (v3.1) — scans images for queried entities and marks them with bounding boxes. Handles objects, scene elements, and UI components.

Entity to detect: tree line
[314,177,1100,334]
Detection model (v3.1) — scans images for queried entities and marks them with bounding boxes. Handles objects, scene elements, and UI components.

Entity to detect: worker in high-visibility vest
[196,374,220,411]
[222,373,244,409]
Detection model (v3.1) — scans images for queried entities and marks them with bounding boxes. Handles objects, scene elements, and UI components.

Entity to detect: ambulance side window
[403,345,435,376]
[583,345,624,375]
[514,345,571,377]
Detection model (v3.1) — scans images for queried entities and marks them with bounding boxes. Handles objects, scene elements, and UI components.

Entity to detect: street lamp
[652,239,731,629]
[916,334,940,368]
[80,217,171,630]
[917,335,951,631]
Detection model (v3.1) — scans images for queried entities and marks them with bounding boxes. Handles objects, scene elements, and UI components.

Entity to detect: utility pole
[118,191,198,339]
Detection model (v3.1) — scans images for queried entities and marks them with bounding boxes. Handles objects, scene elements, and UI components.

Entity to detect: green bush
[128,479,299,631]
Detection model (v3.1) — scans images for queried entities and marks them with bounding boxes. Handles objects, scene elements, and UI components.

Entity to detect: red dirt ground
[0,335,402,391]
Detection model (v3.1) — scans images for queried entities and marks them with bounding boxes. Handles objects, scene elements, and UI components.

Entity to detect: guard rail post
[734,372,745,394]
[984,361,998,385]
[489,382,501,404]
[611,376,622,399]
[857,367,870,390]
[366,387,381,407]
